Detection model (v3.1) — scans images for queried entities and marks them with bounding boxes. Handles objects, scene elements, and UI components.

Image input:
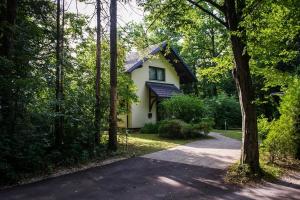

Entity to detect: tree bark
[54,0,64,147]
[0,0,17,136]
[94,0,102,146]
[224,0,260,173]
[0,0,16,57]
[108,0,118,151]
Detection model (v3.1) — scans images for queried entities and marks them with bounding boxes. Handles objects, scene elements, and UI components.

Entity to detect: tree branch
[203,0,224,13]
[187,0,228,28]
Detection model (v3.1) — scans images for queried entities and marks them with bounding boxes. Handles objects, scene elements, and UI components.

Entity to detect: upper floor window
[149,66,165,81]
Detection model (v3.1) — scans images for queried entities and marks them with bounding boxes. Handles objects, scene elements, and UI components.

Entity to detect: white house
[120,41,197,129]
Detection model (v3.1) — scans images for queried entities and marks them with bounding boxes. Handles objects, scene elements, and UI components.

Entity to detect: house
[120,41,197,129]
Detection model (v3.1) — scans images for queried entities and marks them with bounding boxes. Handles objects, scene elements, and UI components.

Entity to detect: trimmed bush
[140,123,159,134]
[199,118,215,135]
[160,95,208,123]
[158,119,212,139]
[158,119,187,139]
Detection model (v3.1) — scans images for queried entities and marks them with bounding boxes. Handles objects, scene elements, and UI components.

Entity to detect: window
[149,66,165,81]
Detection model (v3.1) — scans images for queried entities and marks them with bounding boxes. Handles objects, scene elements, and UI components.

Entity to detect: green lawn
[213,129,242,141]
[119,133,208,157]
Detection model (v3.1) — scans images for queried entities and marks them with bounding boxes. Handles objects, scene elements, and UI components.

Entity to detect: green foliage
[0,1,138,185]
[206,93,242,129]
[225,163,258,184]
[158,119,188,139]
[160,95,208,123]
[158,119,212,139]
[140,123,159,134]
[196,118,215,135]
[257,117,272,141]
[264,78,300,161]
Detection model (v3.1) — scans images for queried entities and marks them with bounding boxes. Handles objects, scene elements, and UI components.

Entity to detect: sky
[66,0,145,28]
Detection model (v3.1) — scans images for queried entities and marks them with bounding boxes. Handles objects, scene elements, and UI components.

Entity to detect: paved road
[143,132,241,169]
[1,133,299,200]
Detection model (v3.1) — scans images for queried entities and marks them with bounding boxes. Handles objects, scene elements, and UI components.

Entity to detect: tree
[0,0,17,136]
[143,0,260,172]
[54,0,64,147]
[94,0,102,147]
[108,0,118,151]
[190,0,260,173]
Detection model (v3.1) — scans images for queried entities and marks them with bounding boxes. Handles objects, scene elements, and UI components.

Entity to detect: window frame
[149,66,165,81]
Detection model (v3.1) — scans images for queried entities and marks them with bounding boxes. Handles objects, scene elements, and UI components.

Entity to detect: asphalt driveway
[1,133,299,200]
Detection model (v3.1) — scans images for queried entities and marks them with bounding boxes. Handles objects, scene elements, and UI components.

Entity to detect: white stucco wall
[128,53,180,128]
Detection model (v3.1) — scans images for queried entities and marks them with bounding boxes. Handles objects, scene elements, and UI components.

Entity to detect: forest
[0,0,299,188]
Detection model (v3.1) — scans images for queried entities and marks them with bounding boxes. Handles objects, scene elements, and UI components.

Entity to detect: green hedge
[140,123,159,134]
[158,119,213,139]
[160,95,208,123]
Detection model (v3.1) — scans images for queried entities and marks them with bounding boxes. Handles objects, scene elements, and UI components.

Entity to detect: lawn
[118,133,206,157]
[212,129,242,141]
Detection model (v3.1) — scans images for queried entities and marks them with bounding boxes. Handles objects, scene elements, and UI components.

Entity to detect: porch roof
[146,82,181,98]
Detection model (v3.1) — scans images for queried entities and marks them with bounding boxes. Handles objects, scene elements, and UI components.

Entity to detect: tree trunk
[0,0,17,136]
[210,27,218,96]
[225,0,260,173]
[54,0,64,147]
[108,0,118,151]
[94,0,102,146]
[0,0,16,57]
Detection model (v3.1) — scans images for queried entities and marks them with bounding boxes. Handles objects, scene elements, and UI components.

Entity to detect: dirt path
[1,132,299,200]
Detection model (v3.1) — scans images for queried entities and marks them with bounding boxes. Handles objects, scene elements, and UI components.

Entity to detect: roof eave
[125,42,168,73]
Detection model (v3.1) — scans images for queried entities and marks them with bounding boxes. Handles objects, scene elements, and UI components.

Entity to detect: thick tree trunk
[108,0,118,151]
[225,0,260,173]
[231,37,260,172]
[54,0,64,146]
[94,0,102,146]
[0,0,16,57]
[0,0,17,136]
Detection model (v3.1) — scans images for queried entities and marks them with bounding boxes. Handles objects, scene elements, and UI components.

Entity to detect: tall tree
[144,0,260,172]
[54,0,64,146]
[188,0,260,172]
[108,0,118,151]
[94,0,102,146]
[0,0,17,136]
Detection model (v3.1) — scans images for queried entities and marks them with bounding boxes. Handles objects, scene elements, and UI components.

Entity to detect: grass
[214,129,285,184]
[213,129,242,141]
[225,159,282,185]
[118,133,209,157]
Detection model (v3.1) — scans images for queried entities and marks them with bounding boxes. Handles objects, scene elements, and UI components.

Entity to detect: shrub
[160,95,208,123]
[264,117,296,162]
[158,119,212,139]
[206,93,241,129]
[158,119,187,139]
[199,118,215,135]
[264,78,300,161]
[140,123,159,134]
[257,117,272,141]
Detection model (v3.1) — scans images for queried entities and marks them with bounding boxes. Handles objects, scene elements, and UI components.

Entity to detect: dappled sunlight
[193,177,228,190]
[143,133,241,169]
[235,181,300,200]
[157,176,183,187]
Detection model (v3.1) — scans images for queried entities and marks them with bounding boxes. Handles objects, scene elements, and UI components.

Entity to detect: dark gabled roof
[125,41,197,84]
[146,81,181,98]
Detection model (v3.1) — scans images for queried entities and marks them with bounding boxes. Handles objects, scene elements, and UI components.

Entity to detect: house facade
[120,41,197,129]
